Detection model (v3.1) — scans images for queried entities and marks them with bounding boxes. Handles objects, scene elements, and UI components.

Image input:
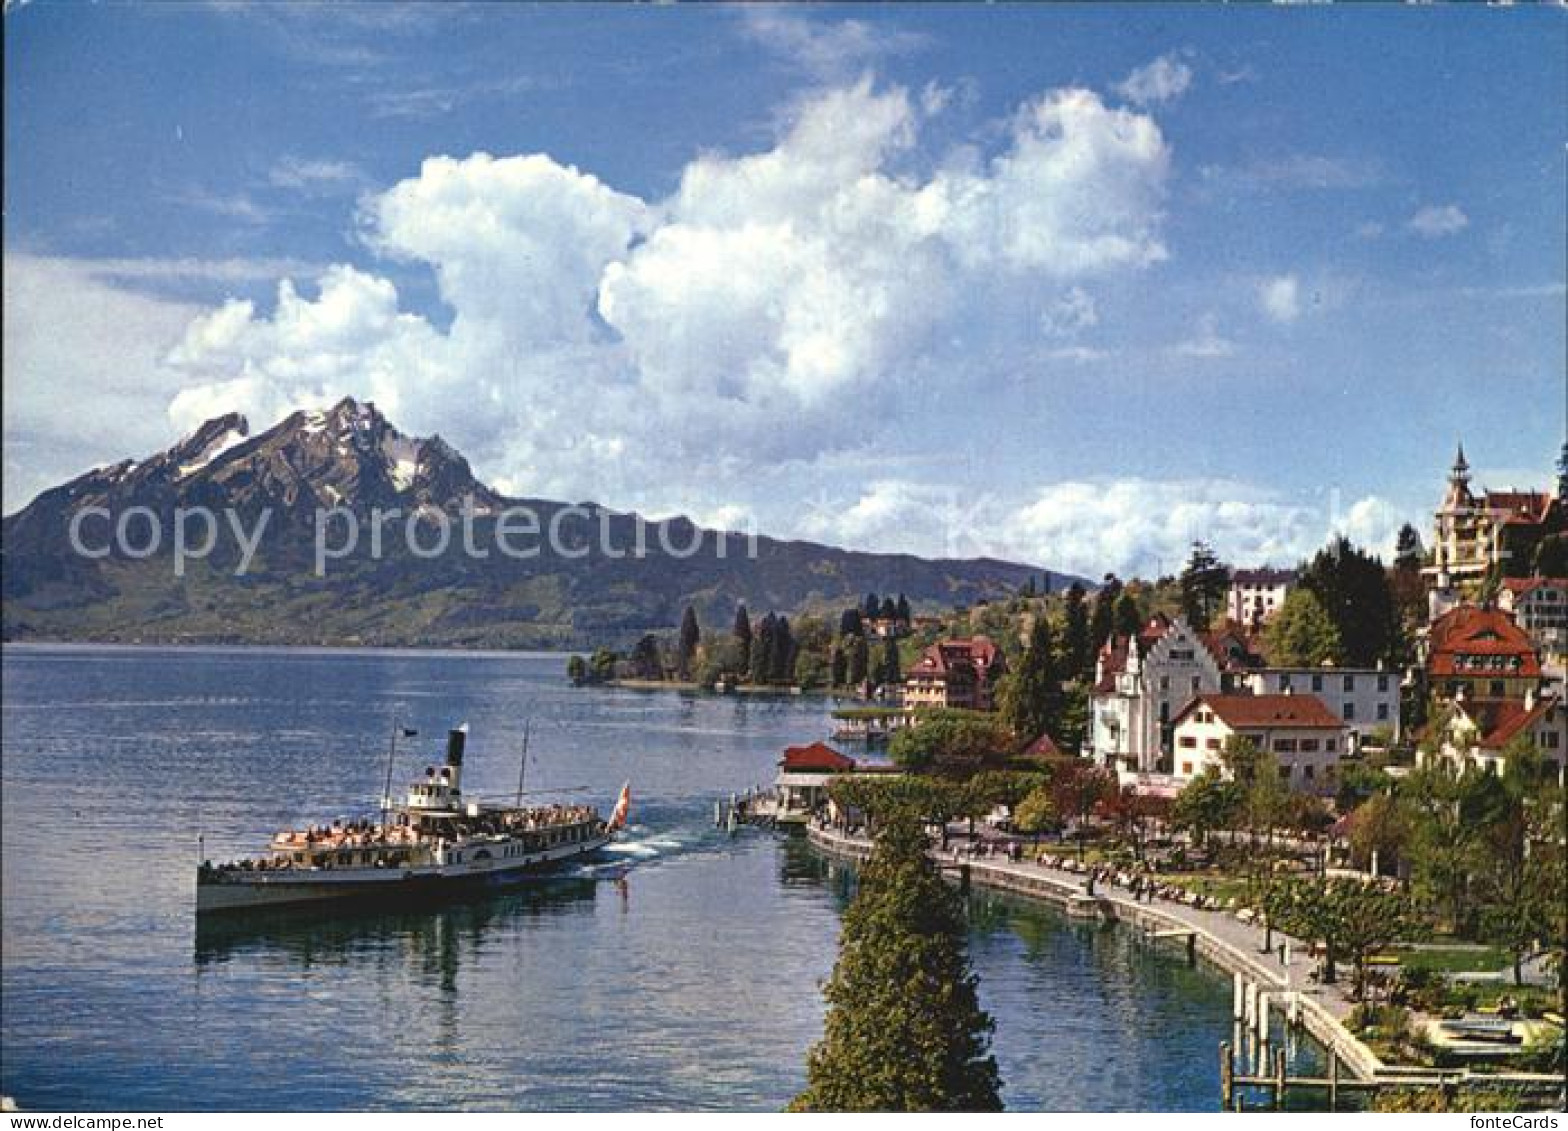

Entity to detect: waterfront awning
[775,771,838,789]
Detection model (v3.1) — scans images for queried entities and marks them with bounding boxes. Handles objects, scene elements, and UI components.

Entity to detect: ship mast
[382,719,415,826]
[514,719,531,808]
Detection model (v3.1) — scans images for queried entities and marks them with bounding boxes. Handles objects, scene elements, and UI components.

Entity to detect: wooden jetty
[1221,1039,1565,1112]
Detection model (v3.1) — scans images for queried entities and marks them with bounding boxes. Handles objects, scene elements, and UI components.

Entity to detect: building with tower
[1424,443,1566,615]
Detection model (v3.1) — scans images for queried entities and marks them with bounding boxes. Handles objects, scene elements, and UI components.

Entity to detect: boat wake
[567,807,765,880]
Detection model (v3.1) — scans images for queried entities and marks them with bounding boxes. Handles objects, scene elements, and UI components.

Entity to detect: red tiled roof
[1020,732,1064,760]
[1501,577,1568,597]
[1427,606,1540,678]
[780,742,855,773]
[1174,693,1345,731]
[1455,696,1561,751]
[1202,622,1265,672]
[1139,613,1171,648]
[1484,490,1552,525]
[911,636,1002,677]
[1095,634,1132,693]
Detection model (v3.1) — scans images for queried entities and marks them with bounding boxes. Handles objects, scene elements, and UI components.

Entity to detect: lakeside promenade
[807,820,1567,1110]
[806,821,1385,1081]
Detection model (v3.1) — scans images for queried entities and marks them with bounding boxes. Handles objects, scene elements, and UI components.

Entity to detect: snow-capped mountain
[2,399,1066,647]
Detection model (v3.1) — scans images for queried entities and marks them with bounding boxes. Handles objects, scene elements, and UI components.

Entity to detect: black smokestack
[446,725,467,768]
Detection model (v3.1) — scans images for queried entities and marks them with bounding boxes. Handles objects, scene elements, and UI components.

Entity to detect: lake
[1,645,1306,1111]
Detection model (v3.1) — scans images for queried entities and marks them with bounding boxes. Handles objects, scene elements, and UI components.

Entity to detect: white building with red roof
[772,742,881,822]
[1424,604,1543,702]
[1498,576,1568,666]
[1090,613,1224,775]
[1425,444,1565,612]
[1422,690,1566,785]
[903,636,1006,711]
[1241,663,1401,745]
[1170,693,1351,794]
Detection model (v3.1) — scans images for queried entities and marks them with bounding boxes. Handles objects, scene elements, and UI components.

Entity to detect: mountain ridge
[2,399,1084,648]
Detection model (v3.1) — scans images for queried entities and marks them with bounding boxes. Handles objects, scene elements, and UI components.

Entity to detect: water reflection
[194,877,601,969]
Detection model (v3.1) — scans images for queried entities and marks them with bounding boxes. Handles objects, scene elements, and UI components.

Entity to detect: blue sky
[5,3,1565,577]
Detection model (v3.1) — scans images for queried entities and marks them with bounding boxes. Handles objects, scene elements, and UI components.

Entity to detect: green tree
[791,813,1003,1112]
[773,616,797,683]
[840,607,864,637]
[629,633,662,680]
[1347,792,1411,875]
[1219,734,1266,787]
[1264,588,1345,666]
[1091,575,1122,651]
[751,613,777,684]
[1244,753,1292,847]
[1050,760,1116,860]
[965,770,1049,815]
[1179,540,1230,630]
[795,648,829,690]
[1269,875,1418,995]
[1173,768,1242,848]
[1055,686,1090,755]
[1113,590,1142,639]
[589,646,619,683]
[1013,787,1060,839]
[1299,536,1399,667]
[1481,739,1566,986]
[888,711,1014,772]
[678,605,701,679]
[1325,880,1419,1000]
[879,637,901,688]
[695,635,745,688]
[998,615,1062,743]
[566,654,587,684]
[848,634,871,687]
[1394,523,1424,571]
[1404,762,1487,936]
[1061,582,1092,682]
[1336,761,1394,812]
[1534,533,1568,577]
[830,644,848,687]
[896,594,912,625]
[734,603,753,673]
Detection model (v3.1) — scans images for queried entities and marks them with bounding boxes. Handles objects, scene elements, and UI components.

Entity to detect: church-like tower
[1429,442,1487,588]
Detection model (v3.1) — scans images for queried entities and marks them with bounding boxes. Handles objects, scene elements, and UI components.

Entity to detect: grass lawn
[1152,871,1253,906]
[1398,946,1511,974]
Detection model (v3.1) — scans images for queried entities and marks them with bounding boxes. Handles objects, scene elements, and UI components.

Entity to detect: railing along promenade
[805,821,1566,1111]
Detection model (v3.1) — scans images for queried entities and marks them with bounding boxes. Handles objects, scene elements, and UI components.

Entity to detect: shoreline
[804,822,1385,1081]
[605,677,844,698]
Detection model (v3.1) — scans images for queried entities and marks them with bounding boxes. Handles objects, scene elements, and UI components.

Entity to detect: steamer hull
[197,831,614,916]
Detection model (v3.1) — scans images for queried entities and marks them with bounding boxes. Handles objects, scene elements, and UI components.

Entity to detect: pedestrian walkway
[807,822,1382,1077]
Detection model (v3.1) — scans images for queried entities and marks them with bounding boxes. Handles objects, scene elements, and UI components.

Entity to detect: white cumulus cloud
[1408,203,1469,238]
[154,78,1172,507]
[1259,274,1301,323]
[1006,478,1401,578]
[3,254,203,512]
[794,474,1408,578]
[1170,312,1236,358]
[1115,53,1193,107]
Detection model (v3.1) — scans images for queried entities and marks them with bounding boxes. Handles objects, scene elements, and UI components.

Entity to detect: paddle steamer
[196,725,629,915]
